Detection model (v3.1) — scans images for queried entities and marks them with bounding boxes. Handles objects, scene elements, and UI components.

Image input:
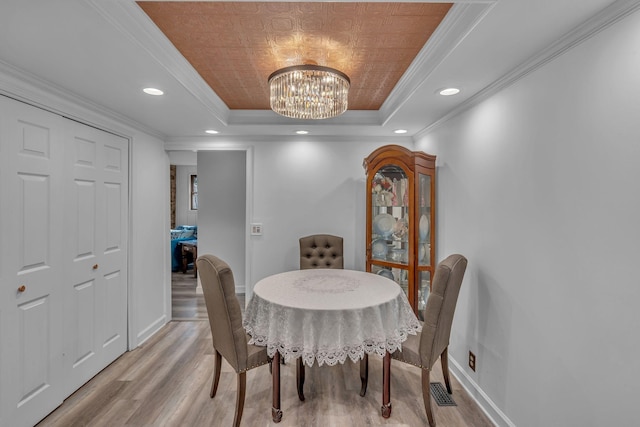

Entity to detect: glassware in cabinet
[364,145,436,316]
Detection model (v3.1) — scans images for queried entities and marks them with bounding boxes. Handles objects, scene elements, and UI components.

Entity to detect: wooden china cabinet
[363,145,436,320]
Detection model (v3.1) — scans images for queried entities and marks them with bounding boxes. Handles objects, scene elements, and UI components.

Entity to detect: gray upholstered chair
[196,254,279,426]
[390,254,468,426]
[299,234,344,269]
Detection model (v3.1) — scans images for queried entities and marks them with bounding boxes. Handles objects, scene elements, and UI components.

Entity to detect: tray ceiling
[137,1,452,111]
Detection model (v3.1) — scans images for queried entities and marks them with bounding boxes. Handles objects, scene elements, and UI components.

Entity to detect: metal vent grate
[430,382,457,406]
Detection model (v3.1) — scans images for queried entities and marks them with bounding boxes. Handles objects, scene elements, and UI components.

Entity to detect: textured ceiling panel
[138,2,452,111]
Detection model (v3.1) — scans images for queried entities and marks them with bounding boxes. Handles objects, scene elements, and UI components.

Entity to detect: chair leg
[441,346,452,394]
[359,354,369,397]
[422,369,435,427]
[233,372,246,427]
[296,357,306,401]
[272,352,283,422]
[381,352,392,418]
[210,350,222,398]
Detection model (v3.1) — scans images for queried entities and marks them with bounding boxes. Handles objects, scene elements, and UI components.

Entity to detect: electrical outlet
[468,351,476,372]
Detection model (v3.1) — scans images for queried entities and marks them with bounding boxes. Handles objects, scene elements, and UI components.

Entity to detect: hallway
[171,271,207,321]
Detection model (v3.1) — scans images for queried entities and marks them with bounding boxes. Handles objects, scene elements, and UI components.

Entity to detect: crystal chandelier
[268,64,350,120]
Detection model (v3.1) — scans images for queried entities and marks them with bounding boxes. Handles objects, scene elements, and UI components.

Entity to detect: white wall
[175,165,197,227]
[197,150,246,289]
[130,133,170,346]
[168,150,197,166]
[415,8,640,427]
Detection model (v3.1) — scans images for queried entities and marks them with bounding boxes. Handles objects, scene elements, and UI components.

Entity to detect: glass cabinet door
[417,172,431,267]
[416,172,432,321]
[370,165,409,265]
[364,145,436,318]
[417,270,430,321]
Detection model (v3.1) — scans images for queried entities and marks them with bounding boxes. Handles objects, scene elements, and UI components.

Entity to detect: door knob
[92,264,99,270]
[17,285,26,292]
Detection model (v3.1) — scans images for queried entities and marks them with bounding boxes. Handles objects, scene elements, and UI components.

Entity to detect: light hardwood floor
[36,274,494,427]
[171,271,208,320]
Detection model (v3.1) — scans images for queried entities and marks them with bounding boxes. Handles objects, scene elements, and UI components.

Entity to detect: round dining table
[243,268,420,421]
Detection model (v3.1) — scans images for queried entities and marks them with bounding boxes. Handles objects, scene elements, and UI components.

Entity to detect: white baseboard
[449,356,516,427]
[135,315,167,348]
[195,274,244,294]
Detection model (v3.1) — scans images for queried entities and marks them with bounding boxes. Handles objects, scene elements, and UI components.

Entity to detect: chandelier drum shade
[268,64,350,120]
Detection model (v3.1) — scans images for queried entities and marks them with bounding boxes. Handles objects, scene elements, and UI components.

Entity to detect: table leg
[272,352,282,423]
[359,354,369,397]
[381,351,392,418]
[296,357,306,401]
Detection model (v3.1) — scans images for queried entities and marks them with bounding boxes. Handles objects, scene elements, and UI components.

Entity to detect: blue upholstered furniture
[171,225,197,272]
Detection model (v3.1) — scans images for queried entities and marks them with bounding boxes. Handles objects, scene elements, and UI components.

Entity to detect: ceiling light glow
[439,87,460,96]
[296,130,309,135]
[205,129,219,134]
[143,87,164,96]
[394,129,408,134]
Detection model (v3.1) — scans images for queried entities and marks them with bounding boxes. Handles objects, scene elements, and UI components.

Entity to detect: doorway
[169,154,202,320]
[168,148,251,319]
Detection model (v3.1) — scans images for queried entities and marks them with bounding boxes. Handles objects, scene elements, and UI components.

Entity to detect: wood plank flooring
[36,274,495,427]
[171,271,208,321]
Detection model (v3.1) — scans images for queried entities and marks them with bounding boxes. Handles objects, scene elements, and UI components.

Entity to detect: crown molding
[379,1,496,125]
[88,0,230,126]
[227,109,382,126]
[0,59,163,139]
[414,0,640,140]
[164,134,411,150]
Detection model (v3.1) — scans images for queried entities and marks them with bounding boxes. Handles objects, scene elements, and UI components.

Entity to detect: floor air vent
[430,382,457,406]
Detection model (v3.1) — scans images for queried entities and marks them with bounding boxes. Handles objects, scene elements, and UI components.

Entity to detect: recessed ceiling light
[143,87,164,96]
[295,130,309,135]
[205,129,219,134]
[439,87,460,96]
[394,129,408,134]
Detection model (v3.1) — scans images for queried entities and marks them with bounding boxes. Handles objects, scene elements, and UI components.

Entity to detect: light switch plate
[250,223,263,235]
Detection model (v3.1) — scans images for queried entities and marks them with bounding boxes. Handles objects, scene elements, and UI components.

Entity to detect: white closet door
[0,97,65,427]
[62,120,128,396]
[0,96,129,427]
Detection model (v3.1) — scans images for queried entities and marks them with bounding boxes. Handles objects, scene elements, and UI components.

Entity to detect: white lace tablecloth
[243,269,421,367]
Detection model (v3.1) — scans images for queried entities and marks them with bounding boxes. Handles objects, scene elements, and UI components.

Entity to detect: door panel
[71,279,96,368]
[99,139,128,364]
[103,270,125,347]
[64,130,102,391]
[73,180,97,259]
[104,182,122,252]
[17,295,53,402]
[63,121,128,395]
[0,97,64,427]
[18,173,50,270]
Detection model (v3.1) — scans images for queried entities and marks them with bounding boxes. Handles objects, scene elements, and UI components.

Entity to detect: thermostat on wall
[250,223,263,235]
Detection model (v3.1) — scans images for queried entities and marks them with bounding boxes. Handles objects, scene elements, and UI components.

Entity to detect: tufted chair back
[299,234,344,269]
